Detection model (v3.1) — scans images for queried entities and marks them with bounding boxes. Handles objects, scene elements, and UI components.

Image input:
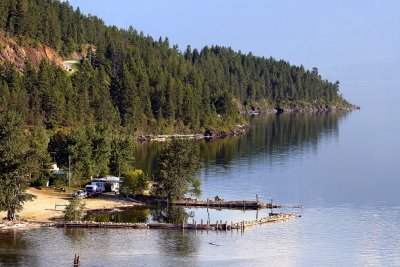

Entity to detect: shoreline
[241,104,360,115]
[0,188,143,231]
[137,107,359,142]
[137,124,251,142]
[0,188,302,231]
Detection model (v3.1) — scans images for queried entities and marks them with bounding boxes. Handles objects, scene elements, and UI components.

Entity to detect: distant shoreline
[137,107,360,142]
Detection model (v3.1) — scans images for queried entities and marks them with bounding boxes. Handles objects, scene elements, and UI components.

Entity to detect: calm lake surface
[1,81,400,266]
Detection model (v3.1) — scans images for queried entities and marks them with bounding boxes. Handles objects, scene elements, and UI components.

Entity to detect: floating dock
[137,198,302,210]
[172,199,276,210]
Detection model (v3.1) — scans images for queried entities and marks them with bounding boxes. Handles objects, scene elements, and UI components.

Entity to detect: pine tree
[0,111,36,220]
[153,140,201,200]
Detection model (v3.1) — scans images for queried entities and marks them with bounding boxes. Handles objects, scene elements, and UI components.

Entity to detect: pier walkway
[55,213,300,231]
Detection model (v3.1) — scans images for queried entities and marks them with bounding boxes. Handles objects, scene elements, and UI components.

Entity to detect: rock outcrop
[0,31,63,71]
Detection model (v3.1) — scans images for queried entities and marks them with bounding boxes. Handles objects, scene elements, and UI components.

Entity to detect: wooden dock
[172,199,275,209]
[55,213,300,231]
[123,195,302,211]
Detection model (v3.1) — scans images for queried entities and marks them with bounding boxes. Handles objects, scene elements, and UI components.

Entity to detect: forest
[0,0,351,134]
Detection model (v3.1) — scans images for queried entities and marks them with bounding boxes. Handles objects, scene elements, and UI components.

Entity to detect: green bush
[121,169,150,196]
[64,198,86,221]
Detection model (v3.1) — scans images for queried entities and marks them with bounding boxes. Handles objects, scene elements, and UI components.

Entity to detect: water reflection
[63,228,88,243]
[0,230,39,266]
[85,206,194,224]
[85,206,150,223]
[135,112,349,175]
[81,204,288,228]
[151,206,194,224]
[156,230,200,258]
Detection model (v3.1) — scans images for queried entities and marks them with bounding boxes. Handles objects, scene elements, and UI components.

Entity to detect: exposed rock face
[0,31,63,71]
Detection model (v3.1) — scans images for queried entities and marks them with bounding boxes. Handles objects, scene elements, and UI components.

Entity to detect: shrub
[64,198,86,221]
[121,169,150,196]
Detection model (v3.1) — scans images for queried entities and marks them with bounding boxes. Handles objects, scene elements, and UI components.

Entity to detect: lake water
[1,81,400,266]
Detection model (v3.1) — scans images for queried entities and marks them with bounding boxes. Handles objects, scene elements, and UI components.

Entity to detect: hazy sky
[66,0,399,87]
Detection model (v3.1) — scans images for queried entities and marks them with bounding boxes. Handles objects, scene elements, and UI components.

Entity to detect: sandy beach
[0,188,141,222]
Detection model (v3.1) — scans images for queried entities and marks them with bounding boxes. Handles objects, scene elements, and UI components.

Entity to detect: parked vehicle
[88,177,122,193]
[84,184,101,197]
[73,190,87,198]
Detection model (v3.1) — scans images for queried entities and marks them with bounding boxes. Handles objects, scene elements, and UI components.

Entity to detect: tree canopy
[120,169,150,196]
[153,139,201,200]
[0,0,351,135]
[0,111,36,220]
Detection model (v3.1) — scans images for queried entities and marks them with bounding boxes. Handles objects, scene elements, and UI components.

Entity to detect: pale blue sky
[66,0,399,101]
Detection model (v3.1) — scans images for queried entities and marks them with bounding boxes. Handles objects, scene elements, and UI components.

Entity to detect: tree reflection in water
[135,112,349,174]
[153,206,200,257]
[84,206,150,223]
[157,230,200,257]
[151,206,194,224]
[64,227,88,243]
[0,230,39,266]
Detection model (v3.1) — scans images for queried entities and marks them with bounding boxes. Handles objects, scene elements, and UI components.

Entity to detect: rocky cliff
[0,31,63,71]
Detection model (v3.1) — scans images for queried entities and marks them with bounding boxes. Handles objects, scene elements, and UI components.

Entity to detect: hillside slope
[0,31,63,71]
[0,0,355,134]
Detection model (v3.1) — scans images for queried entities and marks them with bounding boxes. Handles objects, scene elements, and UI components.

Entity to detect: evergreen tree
[27,126,51,185]
[109,135,135,177]
[0,111,35,220]
[153,140,201,200]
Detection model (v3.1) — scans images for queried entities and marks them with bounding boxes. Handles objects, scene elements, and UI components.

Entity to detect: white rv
[85,176,122,195]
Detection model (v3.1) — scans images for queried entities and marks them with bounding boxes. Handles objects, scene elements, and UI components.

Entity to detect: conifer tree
[0,111,36,220]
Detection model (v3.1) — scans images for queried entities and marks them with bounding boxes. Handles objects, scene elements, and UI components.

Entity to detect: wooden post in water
[270,198,273,215]
[216,221,219,230]
[243,200,245,209]
[201,219,203,226]
[73,254,80,267]
[256,194,259,203]
[225,221,228,231]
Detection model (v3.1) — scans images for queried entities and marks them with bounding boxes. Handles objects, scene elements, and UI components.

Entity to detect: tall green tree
[120,169,149,196]
[109,135,135,177]
[153,140,201,200]
[89,124,111,177]
[27,126,51,185]
[0,111,35,220]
